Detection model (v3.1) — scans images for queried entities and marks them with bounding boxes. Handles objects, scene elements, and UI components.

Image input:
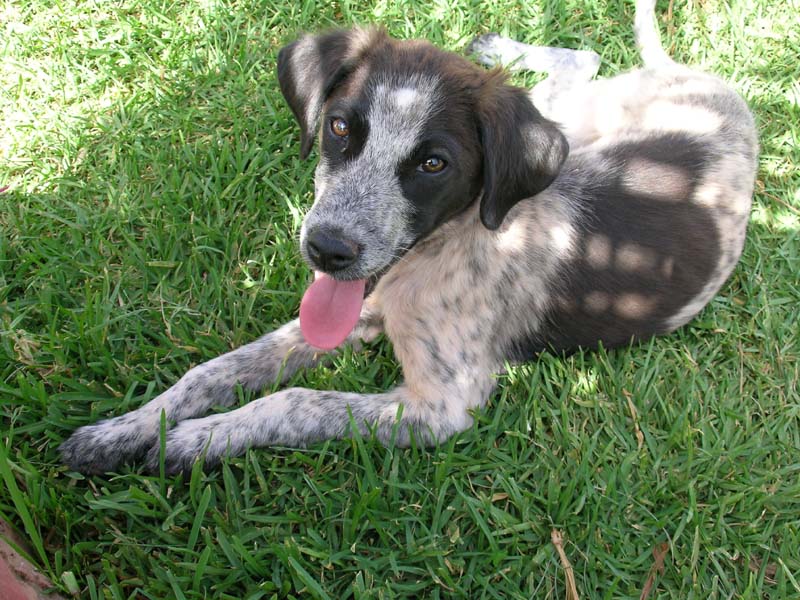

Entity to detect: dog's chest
[370,199,577,366]
[370,228,489,346]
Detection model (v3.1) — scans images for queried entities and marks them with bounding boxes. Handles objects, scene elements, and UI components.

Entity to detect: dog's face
[278,29,568,281]
[301,49,484,280]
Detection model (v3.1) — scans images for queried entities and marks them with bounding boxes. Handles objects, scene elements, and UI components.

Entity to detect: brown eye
[420,156,446,173]
[330,118,349,137]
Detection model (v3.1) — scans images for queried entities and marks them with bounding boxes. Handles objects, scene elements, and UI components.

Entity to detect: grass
[1,0,799,597]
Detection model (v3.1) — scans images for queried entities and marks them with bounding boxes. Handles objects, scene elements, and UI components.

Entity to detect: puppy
[60,0,757,474]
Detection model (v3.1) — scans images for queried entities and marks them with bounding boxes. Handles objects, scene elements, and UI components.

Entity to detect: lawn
[1,0,799,597]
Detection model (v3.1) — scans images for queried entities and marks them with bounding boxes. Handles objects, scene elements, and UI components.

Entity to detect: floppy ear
[277,28,380,159]
[477,76,569,229]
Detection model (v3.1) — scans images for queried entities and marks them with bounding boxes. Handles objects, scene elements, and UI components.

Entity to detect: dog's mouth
[298,225,410,350]
[298,266,390,350]
[299,272,366,350]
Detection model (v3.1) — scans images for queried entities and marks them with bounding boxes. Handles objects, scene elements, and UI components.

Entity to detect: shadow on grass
[1,0,799,597]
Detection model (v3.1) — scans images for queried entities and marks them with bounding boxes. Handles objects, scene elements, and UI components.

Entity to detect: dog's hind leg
[467,33,600,121]
[468,33,600,82]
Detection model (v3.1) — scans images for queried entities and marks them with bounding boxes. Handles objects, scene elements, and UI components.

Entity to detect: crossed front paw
[143,418,234,475]
[59,415,156,474]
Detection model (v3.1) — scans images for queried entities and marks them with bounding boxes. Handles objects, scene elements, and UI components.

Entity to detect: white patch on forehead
[367,74,441,156]
[393,87,420,108]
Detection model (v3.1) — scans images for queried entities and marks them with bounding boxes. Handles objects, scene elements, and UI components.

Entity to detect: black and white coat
[61,0,757,474]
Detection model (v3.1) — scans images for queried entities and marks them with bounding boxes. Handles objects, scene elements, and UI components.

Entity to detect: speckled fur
[60,0,757,475]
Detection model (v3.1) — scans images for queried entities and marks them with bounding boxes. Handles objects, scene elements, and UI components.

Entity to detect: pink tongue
[300,273,366,350]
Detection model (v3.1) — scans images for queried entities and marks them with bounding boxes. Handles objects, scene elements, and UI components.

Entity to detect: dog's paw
[466,33,541,71]
[144,417,229,476]
[466,33,506,68]
[468,34,601,80]
[59,414,155,474]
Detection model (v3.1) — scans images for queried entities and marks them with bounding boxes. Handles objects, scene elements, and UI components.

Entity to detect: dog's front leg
[60,312,382,474]
[144,363,496,475]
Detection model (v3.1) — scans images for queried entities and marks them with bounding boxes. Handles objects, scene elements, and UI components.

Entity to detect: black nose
[306,228,360,272]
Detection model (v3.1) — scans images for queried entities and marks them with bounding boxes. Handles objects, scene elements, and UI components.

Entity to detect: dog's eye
[330,118,350,138]
[419,156,446,173]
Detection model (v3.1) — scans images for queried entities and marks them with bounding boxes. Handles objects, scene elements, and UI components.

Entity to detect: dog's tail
[634,0,674,68]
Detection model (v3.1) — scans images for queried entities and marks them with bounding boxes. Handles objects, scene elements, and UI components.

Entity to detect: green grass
[1,0,799,597]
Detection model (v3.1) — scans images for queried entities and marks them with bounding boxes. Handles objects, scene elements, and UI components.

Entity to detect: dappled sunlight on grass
[751,203,800,231]
[1,0,798,597]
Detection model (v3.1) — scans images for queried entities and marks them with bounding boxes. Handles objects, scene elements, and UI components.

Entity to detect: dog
[60,0,757,474]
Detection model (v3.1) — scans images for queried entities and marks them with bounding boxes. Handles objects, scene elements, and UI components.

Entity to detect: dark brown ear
[477,74,569,229]
[277,28,381,159]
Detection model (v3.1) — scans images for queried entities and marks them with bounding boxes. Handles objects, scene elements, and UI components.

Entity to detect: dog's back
[493,0,758,356]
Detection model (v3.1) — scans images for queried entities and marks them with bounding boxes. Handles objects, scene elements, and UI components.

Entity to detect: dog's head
[278,27,568,279]
[278,28,567,348]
